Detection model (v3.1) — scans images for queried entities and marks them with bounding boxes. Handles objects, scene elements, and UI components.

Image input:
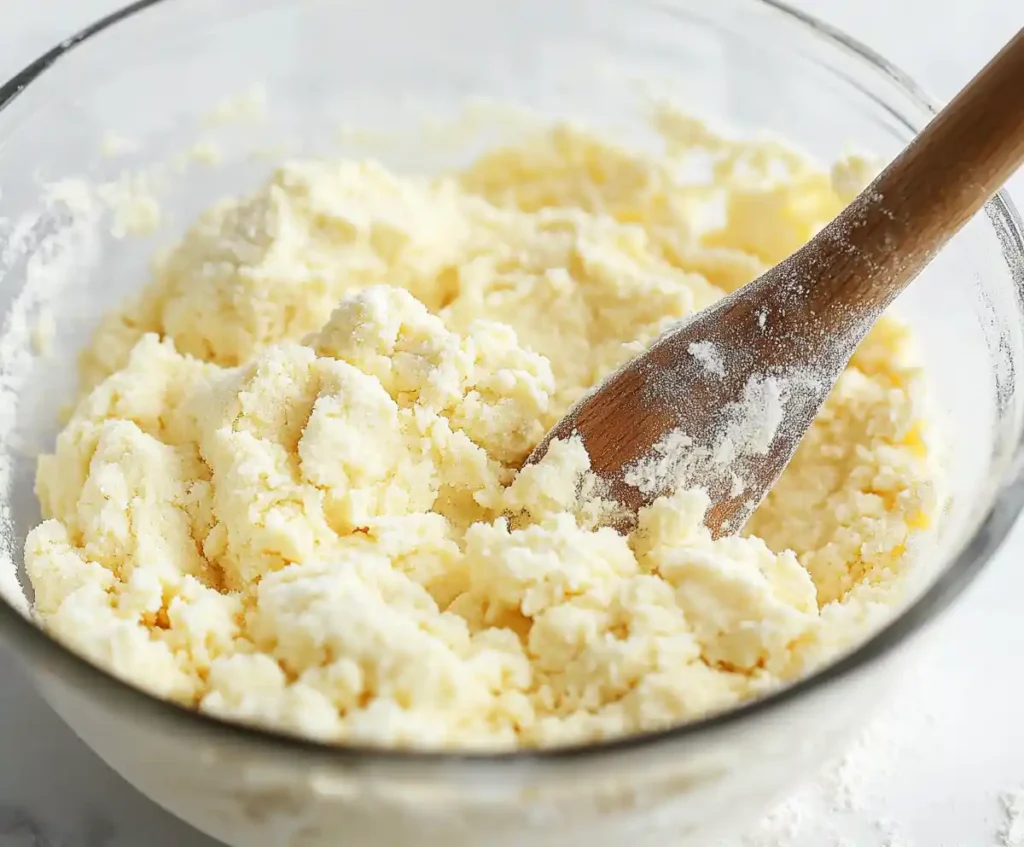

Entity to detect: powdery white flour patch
[688,339,725,376]
[1000,788,1024,846]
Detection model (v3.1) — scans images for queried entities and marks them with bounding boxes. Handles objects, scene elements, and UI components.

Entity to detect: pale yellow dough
[26,118,937,749]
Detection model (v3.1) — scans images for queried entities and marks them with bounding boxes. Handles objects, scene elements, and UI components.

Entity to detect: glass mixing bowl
[0,1,1022,845]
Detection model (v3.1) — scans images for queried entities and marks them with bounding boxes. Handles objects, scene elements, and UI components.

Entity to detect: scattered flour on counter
[823,740,874,813]
[738,794,811,846]
[874,817,916,847]
[688,339,725,376]
[999,788,1024,846]
[725,676,934,847]
[820,715,904,815]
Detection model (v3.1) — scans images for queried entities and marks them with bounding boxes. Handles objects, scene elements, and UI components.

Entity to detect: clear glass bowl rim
[0,0,1022,770]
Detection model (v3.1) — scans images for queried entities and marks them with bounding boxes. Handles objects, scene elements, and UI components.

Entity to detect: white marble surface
[1,1,1023,845]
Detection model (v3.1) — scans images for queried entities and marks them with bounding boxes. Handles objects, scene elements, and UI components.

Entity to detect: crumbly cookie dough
[25,117,937,749]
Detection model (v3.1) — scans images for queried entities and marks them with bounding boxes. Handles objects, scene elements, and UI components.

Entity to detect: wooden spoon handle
[784,27,1024,325]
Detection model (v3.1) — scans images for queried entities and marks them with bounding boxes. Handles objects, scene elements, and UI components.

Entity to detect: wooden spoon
[525,28,1024,538]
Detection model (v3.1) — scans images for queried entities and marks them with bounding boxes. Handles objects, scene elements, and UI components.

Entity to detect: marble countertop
[1,1,1023,845]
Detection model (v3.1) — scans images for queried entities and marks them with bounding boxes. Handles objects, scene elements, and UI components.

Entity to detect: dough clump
[26,118,936,749]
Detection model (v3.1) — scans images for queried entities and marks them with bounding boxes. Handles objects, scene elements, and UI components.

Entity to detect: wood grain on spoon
[525,27,1024,538]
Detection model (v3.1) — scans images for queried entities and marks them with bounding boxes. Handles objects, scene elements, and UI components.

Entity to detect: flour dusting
[688,339,725,376]
[624,368,819,498]
[999,788,1024,846]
